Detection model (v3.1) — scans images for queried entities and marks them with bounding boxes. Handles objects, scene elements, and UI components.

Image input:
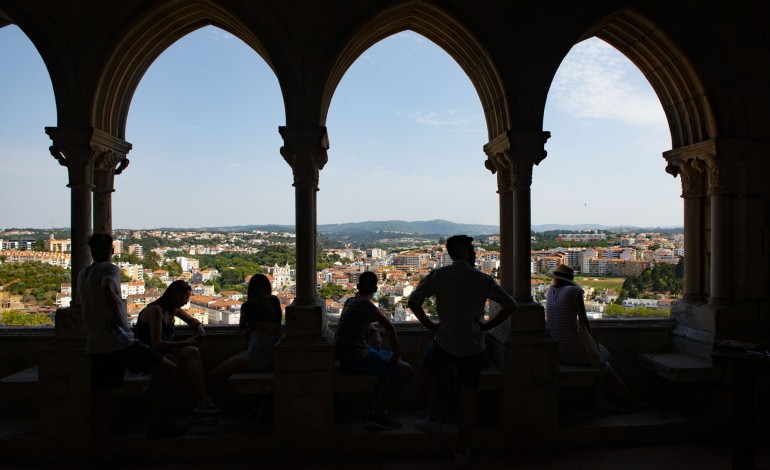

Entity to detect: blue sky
[0,25,681,230]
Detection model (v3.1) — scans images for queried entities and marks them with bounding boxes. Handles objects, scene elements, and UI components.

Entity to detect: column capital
[45,127,132,188]
[484,152,512,195]
[663,138,764,195]
[279,126,329,189]
[484,131,550,190]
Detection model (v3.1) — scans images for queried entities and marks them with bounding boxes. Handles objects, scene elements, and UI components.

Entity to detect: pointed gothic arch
[319,2,509,140]
[93,0,288,138]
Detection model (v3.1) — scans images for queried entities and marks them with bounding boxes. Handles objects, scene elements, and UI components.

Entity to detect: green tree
[33,240,45,251]
[0,309,54,326]
[317,282,348,300]
[144,251,161,271]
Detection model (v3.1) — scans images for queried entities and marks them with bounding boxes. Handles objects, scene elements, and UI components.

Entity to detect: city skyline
[1,27,681,230]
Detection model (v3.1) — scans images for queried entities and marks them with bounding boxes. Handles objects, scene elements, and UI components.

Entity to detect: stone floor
[2,404,768,469]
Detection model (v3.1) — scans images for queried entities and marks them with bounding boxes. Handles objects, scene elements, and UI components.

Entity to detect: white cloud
[398,109,473,127]
[549,38,666,127]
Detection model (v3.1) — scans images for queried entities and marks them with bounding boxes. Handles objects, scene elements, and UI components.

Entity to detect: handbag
[578,322,611,369]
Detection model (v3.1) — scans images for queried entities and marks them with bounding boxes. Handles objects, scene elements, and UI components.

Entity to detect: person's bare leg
[209,351,249,387]
[372,362,413,415]
[605,365,642,408]
[149,358,177,422]
[172,346,207,402]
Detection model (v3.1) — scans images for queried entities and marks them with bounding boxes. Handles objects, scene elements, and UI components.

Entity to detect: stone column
[279,126,327,307]
[483,150,513,294]
[41,127,99,440]
[665,157,707,301]
[705,157,731,303]
[92,133,132,234]
[483,130,558,431]
[273,126,334,446]
[45,127,97,316]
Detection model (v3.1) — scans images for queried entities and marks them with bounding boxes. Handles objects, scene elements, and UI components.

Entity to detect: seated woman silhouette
[134,280,220,424]
[210,273,283,385]
[545,265,645,412]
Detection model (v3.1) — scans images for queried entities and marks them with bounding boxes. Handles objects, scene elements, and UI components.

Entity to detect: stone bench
[478,362,504,390]
[0,365,39,397]
[558,363,602,387]
[229,371,275,394]
[637,352,722,383]
[228,369,380,395]
[0,365,153,397]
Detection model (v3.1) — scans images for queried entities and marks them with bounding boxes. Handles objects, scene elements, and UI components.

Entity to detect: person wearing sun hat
[545,263,645,412]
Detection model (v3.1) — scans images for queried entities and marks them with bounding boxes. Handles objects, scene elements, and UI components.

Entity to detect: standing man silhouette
[408,235,517,467]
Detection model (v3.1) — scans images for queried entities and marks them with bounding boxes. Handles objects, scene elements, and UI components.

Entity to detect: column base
[500,333,559,430]
[54,306,86,340]
[273,304,335,449]
[38,338,90,438]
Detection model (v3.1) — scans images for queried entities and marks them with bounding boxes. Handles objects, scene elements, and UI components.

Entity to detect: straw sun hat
[547,264,578,286]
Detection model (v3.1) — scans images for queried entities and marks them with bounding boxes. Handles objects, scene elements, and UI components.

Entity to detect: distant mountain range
[195,220,682,235]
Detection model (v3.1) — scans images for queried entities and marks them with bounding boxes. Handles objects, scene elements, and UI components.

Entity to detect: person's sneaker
[365,411,402,430]
[190,412,218,426]
[454,447,472,468]
[146,420,186,439]
[415,415,443,434]
[193,396,221,415]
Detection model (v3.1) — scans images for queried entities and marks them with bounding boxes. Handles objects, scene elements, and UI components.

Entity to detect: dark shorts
[338,347,403,378]
[422,339,487,389]
[89,342,163,391]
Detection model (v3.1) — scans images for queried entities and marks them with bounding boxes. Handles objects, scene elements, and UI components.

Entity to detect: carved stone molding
[45,127,132,189]
[484,131,550,190]
[279,126,329,189]
[663,138,761,196]
[484,151,512,195]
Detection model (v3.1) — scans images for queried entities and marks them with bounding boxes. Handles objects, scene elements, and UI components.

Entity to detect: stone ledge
[0,366,152,397]
[0,365,39,397]
[637,352,722,383]
[229,371,274,394]
[558,364,601,387]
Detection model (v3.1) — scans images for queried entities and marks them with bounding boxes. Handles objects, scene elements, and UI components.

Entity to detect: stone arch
[318,2,509,140]
[583,10,721,148]
[94,0,289,138]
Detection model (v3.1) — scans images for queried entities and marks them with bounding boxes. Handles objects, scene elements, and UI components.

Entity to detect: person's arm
[478,305,517,331]
[373,310,400,363]
[576,294,591,334]
[101,278,124,327]
[176,308,206,339]
[147,305,197,350]
[477,280,518,331]
[369,322,383,349]
[407,272,439,333]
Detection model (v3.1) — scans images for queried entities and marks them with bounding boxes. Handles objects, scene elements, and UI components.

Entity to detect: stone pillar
[46,127,97,313]
[484,130,558,431]
[41,127,100,441]
[665,157,707,301]
[279,126,327,307]
[273,126,334,448]
[706,159,731,303]
[483,151,513,294]
[92,134,132,234]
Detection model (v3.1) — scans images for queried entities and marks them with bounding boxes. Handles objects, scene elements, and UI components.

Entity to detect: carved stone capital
[279,126,329,189]
[45,127,132,189]
[484,152,512,195]
[484,131,550,190]
[663,139,748,195]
